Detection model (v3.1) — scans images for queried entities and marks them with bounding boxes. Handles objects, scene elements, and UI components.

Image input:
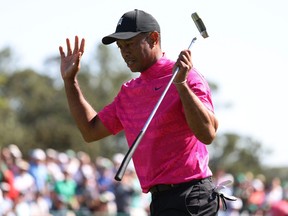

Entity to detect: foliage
[0,45,284,178]
[0,45,130,159]
[0,47,19,73]
[207,132,279,181]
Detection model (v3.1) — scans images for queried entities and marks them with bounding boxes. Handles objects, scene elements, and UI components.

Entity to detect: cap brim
[102,32,142,45]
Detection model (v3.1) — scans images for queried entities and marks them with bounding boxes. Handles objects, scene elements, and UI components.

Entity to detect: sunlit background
[1,0,287,167]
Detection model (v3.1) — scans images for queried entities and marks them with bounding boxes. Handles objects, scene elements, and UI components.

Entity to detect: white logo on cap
[117,18,123,26]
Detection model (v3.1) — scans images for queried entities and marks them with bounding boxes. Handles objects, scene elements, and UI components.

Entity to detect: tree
[0,45,278,176]
[79,44,132,157]
[208,132,268,176]
[0,47,19,73]
[0,44,132,159]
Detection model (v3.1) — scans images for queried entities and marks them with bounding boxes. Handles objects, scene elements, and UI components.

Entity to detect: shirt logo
[117,18,123,26]
[154,86,163,91]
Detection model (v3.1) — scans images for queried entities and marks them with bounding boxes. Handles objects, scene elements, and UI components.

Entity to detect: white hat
[8,144,22,158]
[0,182,10,191]
[17,160,30,171]
[112,153,125,164]
[31,149,46,161]
[252,179,264,191]
[46,148,58,159]
[58,152,69,164]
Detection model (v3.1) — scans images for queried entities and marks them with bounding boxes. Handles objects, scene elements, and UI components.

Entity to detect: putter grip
[115,131,144,181]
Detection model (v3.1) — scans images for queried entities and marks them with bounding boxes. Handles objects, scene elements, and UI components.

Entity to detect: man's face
[116,33,155,72]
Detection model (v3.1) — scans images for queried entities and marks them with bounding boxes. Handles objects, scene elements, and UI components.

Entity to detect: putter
[115,12,209,181]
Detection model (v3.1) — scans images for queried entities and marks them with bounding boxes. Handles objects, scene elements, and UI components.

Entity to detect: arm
[173,49,218,144]
[59,36,112,142]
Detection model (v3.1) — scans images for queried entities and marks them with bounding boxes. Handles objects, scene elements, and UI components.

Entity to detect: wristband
[173,79,187,85]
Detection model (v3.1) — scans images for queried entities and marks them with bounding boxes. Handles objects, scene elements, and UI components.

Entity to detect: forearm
[175,82,218,144]
[64,79,99,142]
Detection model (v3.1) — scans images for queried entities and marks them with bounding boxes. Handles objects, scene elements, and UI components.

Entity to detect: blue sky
[1,0,288,167]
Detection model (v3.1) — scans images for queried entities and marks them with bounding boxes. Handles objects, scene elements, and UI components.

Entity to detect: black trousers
[150,177,219,216]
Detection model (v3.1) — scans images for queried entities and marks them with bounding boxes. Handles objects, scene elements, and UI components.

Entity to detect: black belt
[149,177,212,194]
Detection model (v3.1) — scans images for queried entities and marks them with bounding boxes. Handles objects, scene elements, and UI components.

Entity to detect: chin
[129,67,139,73]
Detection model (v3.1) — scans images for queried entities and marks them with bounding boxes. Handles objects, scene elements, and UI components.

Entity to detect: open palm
[59,36,85,80]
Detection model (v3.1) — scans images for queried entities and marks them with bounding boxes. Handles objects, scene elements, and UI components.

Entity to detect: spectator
[129,169,150,216]
[53,167,78,210]
[266,177,284,206]
[29,191,51,216]
[269,182,288,216]
[114,168,136,215]
[13,192,31,216]
[96,157,114,193]
[8,144,22,175]
[46,148,64,184]
[75,175,99,214]
[0,171,18,201]
[74,151,96,186]
[0,182,14,216]
[14,159,35,202]
[247,178,266,214]
[28,148,48,194]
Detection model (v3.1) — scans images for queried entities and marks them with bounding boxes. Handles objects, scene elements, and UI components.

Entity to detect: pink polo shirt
[98,55,214,193]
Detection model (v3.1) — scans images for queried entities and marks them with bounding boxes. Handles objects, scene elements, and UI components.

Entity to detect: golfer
[60,9,221,216]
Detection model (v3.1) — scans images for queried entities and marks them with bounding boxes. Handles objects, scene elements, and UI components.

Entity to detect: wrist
[173,79,187,85]
[64,77,78,86]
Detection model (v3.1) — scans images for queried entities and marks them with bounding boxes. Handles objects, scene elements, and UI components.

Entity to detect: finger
[59,46,65,58]
[179,50,192,66]
[185,50,192,61]
[180,49,190,56]
[66,38,72,55]
[79,38,85,54]
[73,36,79,54]
[177,51,186,63]
[185,50,193,68]
[179,50,190,60]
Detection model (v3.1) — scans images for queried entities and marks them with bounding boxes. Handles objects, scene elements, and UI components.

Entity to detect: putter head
[201,31,209,39]
[191,12,209,39]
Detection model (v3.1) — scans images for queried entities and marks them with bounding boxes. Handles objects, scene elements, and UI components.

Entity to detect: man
[59,9,220,216]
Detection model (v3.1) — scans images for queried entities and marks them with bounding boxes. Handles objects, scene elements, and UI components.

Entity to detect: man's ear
[148,31,159,45]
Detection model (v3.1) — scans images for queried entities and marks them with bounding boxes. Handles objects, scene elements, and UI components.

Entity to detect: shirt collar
[140,53,174,81]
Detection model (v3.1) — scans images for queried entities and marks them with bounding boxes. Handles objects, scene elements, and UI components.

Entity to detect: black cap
[102,9,160,45]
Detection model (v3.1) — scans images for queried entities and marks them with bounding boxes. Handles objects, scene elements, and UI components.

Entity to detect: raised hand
[59,36,85,80]
[173,49,192,84]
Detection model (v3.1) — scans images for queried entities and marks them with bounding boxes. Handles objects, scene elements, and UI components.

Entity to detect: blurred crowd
[214,170,288,216]
[0,144,288,216]
[0,144,150,216]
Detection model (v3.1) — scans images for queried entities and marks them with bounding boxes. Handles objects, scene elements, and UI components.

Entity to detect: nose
[120,45,130,55]
[120,47,131,60]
